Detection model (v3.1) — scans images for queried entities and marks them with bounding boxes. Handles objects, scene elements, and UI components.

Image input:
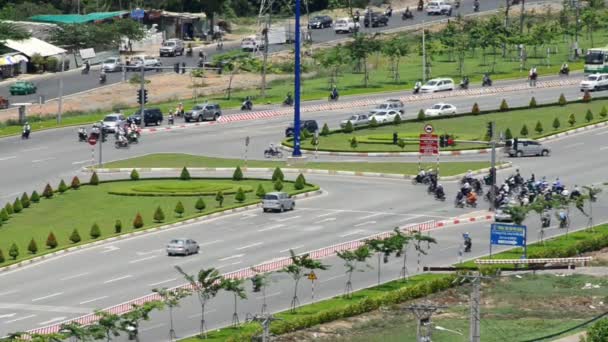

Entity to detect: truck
[256,22,311,46]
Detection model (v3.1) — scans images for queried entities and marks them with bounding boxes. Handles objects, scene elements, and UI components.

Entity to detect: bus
[585,47,608,74]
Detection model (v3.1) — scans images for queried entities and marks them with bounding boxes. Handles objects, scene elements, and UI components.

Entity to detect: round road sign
[88,136,98,146]
[424,124,434,134]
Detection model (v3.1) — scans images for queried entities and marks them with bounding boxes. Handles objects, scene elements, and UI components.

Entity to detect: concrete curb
[537,121,608,142]
[280,145,493,157]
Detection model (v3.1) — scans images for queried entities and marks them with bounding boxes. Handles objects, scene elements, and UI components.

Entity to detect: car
[101,57,123,72]
[420,78,455,93]
[373,99,404,114]
[102,113,126,133]
[504,138,551,157]
[159,39,185,57]
[132,108,163,126]
[241,36,264,51]
[369,109,401,123]
[285,120,318,137]
[580,73,608,91]
[262,192,295,212]
[184,103,221,122]
[340,113,370,128]
[308,15,333,29]
[166,238,200,256]
[494,206,513,223]
[334,17,359,33]
[129,55,161,70]
[424,103,457,116]
[9,81,36,96]
[363,12,389,27]
[426,0,452,15]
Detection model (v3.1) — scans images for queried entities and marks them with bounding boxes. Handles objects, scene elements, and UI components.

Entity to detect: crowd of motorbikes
[77,120,140,149]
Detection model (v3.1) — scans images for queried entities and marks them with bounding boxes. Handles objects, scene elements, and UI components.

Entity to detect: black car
[285,120,319,137]
[363,12,389,27]
[132,108,163,126]
[308,15,333,29]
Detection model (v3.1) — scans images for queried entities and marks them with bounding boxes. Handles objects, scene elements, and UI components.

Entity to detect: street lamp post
[57,52,65,124]
[292,0,302,157]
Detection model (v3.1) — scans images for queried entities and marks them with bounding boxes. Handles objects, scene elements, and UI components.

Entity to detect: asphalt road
[0,0,542,104]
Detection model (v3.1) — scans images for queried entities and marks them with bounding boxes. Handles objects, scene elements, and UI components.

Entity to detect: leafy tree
[320,123,331,136]
[0,248,4,263]
[255,184,266,198]
[0,208,8,221]
[88,311,121,342]
[232,166,243,181]
[366,237,399,284]
[5,202,12,214]
[520,124,529,136]
[27,238,38,254]
[153,206,165,223]
[130,169,140,181]
[281,249,329,312]
[58,179,68,193]
[529,97,537,108]
[113,19,146,48]
[118,301,164,342]
[114,219,122,233]
[601,106,608,119]
[471,102,480,114]
[195,197,206,212]
[8,243,18,260]
[345,34,380,87]
[70,176,81,190]
[381,36,409,82]
[50,24,121,60]
[152,288,192,340]
[411,231,437,273]
[59,322,91,342]
[272,167,284,182]
[180,167,191,180]
[12,198,22,213]
[504,128,513,140]
[215,191,224,207]
[0,21,30,43]
[20,192,30,209]
[46,232,58,249]
[586,318,608,342]
[90,223,101,239]
[274,179,284,191]
[221,278,247,326]
[553,117,561,130]
[343,120,354,133]
[535,121,544,134]
[43,183,54,198]
[133,212,144,228]
[350,136,358,149]
[568,113,576,127]
[69,229,81,243]
[586,109,594,122]
[174,201,185,217]
[417,109,426,121]
[499,99,509,111]
[174,266,224,337]
[316,44,349,88]
[31,190,40,203]
[507,205,528,225]
[234,187,246,203]
[336,245,372,298]
[90,171,99,185]
[295,174,306,190]
[558,93,567,106]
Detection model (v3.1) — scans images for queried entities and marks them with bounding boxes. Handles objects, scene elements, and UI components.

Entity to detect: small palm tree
[89,311,121,342]
[59,322,92,342]
[221,278,247,326]
[118,301,164,342]
[390,228,413,280]
[366,238,399,285]
[336,245,372,298]
[411,231,437,273]
[153,287,192,341]
[281,249,329,312]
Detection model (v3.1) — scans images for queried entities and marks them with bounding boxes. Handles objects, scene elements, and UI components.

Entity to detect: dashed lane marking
[60,272,90,281]
[236,242,263,250]
[218,254,244,261]
[314,217,336,224]
[4,314,36,324]
[258,224,285,232]
[79,296,108,305]
[280,245,304,253]
[38,316,67,325]
[32,292,63,302]
[354,220,377,227]
[103,275,133,284]
[129,255,159,264]
[148,278,177,287]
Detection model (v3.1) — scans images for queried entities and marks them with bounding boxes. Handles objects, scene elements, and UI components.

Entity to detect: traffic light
[136,89,148,104]
[143,89,148,104]
[486,122,493,140]
[137,89,143,104]
[181,62,186,74]
[174,63,180,73]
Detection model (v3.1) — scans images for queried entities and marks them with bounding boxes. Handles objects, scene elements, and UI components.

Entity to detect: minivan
[133,108,163,126]
[285,120,318,137]
[159,39,185,57]
[504,138,550,157]
[420,78,455,93]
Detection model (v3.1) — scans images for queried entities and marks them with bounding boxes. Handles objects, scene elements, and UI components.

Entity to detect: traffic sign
[490,223,527,247]
[424,124,434,134]
[131,8,145,20]
[307,271,317,281]
[419,133,438,155]
[88,136,97,146]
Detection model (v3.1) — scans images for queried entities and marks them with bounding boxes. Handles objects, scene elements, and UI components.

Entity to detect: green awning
[29,11,128,24]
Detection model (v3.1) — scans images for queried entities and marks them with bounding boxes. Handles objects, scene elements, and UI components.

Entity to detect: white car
[370,109,401,123]
[129,55,161,70]
[241,37,264,51]
[373,99,405,113]
[426,0,452,15]
[580,73,608,91]
[334,17,359,33]
[420,78,455,93]
[425,103,457,116]
[101,57,123,72]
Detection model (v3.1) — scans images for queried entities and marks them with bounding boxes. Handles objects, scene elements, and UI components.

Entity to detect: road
[0,0,544,104]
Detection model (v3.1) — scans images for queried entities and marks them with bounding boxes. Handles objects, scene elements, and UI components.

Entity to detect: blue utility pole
[292,0,302,157]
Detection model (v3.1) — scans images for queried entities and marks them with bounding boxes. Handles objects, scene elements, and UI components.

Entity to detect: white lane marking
[4,314,36,323]
[199,239,223,247]
[600,146,608,151]
[354,220,377,227]
[274,215,301,222]
[280,245,304,253]
[0,156,16,161]
[103,275,133,284]
[319,274,346,284]
[339,230,364,238]
[31,157,56,163]
[129,255,159,264]
[256,292,281,300]
[357,213,383,220]
[240,213,258,220]
[564,142,584,149]
[188,309,216,319]
[0,313,16,318]
[71,159,90,165]
[148,278,177,287]
[60,272,90,281]
[38,316,67,325]
[219,254,244,261]
[22,147,48,152]
[100,245,120,254]
[314,217,336,224]
[315,212,336,218]
[216,261,242,269]
[0,290,19,297]
[258,224,285,232]
[32,292,63,302]
[135,248,163,256]
[595,130,608,136]
[236,242,263,250]
[79,296,108,305]
[140,323,165,332]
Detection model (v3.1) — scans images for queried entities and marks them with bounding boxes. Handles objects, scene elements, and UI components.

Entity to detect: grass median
[100,153,492,176]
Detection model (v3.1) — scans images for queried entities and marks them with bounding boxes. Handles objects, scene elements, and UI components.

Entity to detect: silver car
[166,238,200,256]
[102,113,126,133]
[340,113,370,128]
[262,192,295,212]
[101,57,123,72]
[504,139,550,157]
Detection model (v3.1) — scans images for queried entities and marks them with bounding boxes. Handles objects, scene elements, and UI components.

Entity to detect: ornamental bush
[0,208,8,221]
[71,176,81,189]
[215,191,224,207]
[9,243,18,260]
[534,121,543,134]
[20,193,30,209]
[393,113,402,125]
[587,318,608,342]
[195,197,206,212]
[553,117,560,130]
[321,123,330,136]
[471,102,480,114]
[499,99,509,111]
[520,124,529,137]
[272,167,284,182]
[130,169,140,181]
[12,198,22,213]
[529,97,537,108]
[42,183,53,198]
[45,231,57,248]
[417,109,425,121]
[232,166,244,181]
[504,128,513,140]
[397,139,406,149]
[558,93,567,106]
[90,223,101,239]
[274,180,284,191]
[369,116,378,128]
[235,188,246,203]
[350,136,358,149]
[601,106,608,119]
[69,229,81,243]
[568,113,576,127]
[30,191,40,203]
[114,220,122,233]
[153,206,165,223]
[5,202,13,215]
[174,201,185,217]
[255,184,266,198]
[583,90,592,102]
[58,179,68,193]
[586,109,594,123]
[295,174,306,190]
[180,167,190,180]
[133,212,144,228]
[0,249,4,263]
[343,120,354,133]
[28,238,38,254]
[89,171,99,185]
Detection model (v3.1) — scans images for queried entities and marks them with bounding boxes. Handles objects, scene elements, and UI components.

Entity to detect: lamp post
[57,52,65,124]
[292,0,302,157]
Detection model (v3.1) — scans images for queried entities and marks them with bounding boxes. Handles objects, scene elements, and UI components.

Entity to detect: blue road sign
[490,223,527,247]
[131,9,145,20]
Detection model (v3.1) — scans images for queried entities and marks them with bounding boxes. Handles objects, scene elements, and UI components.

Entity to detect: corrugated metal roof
[29,11,128,24]
[4,37,66,57]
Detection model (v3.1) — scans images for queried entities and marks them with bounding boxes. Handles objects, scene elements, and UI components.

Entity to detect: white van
[334,17,359,34]
[580,73,608,91]
[420,78,455,93]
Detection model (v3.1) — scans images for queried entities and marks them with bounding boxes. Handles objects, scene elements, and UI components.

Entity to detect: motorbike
[21,129,30,140]
[434,188,446,201]
[459,79,469,89]
[417,0,424,11]
[82,62,90,75]
[464,237,472,252]
[541,211,551,228]
[127,131,139,144]
[283,97,294,106]
[473,2,480,12]
[455,192,477,208]
[482,76,493,87]
[402,11,414,20]
[384,8,393,17]
[168,115,175,125]
[413,85,421,94]
[264,148,283,158]
[559,67,570,76]
[241,99,253,111]
[115,138,129,149]
[198,59,205,68]
[99,73,107,84]
[78,131,87,142]
[329,92,339,101]
[558,212,569,228]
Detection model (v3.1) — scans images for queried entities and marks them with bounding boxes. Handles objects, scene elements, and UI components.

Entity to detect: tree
[274,179,284,191]
[558,93,567,106]
[115,220,122,233]
[390,228,413,280]
[255,184,266,198]
[27,238,37,254]
[568,113,576,127]
[381,36,409,82]
[20,192,30,209]
[152,287,191,340]
[12,198,22,213]
[118,301,164,342]
[369,116,378,128]
[130,169,140,181]
[133,212,144,229]
[58,179,68,193]
[174,266,224,337]
[499,99,509,112]
[411,231,437,273]
[346,34,379,87]
[321,123,331,136]
[195,197,206,212]
[113,19,146,49]
[507,205,528,225]
[5,202,12,214]
[69,229,81,243]
[215,191,224,207]
[90,171,99,185]
[232,166,244,181]
[393,113,402,125]
[234,187,246,203]
[221,278,247,326]
[586,109,594,123]
[46,232,58,249]
[90,223,101,239]
[174,201,185,217]
[89,311,121,342]
[272,167,284,182]
[529,97,537,108]
[180,167,191,180]
[71,176,81,189]
[471,102,480,114]
[43,183,54,198]
[8,243,18,260]
[366,237,399,285]
[417,109,426,121]
[50,24,121,62]
[31,190,40,203]
[0,208,8,221]
[59,322,91,342]
[582,8,600,47]
[529,197,551,244]
[295,174,306,190]
[336,245,372,298]
[153,206,165,223]
[0,249,4,263]
[0,21,30,43]
[601,106,608,119]
[504,128,513,140]
[553,117,561,130]
[586,318,608,342]
[520,124,529,136]
[535,121,544,134]
[281,249,329,312]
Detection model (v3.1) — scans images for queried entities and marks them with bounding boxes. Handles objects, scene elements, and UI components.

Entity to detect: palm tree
[175,266,223,338]
[411,231,437,273]
[29,333,65,342]
[366,237,399,285]
[153,287,191,341]
[336,245,372,298]
[59,322,93,342]
[250,270,271,313]
[583,185,602,230]
[528,197,550,244]
[221,278,247,326]
[390,228,413,281]
[89,311,121,341]
[281,249,329,312]
[118,301,164,342]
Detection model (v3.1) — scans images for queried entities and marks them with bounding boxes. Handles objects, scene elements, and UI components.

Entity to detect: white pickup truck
[426,0,452,15]
[580,73,608,91]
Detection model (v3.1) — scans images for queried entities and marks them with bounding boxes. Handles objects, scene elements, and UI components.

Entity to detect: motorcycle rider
[461,182,471,196]
[416,168,427,183]
[570,185,581,199]
[284,92,294,106]
[330,86,339,100]
[482,73,492,86]
[413,80,422,94]
[541,209,551,228]
[460,76,470,89]
[463,232,472,252]
[402,7,413,19]
[267,143,279,155]
[558,210,569,228]
[242,96,253,110]
[117,127,128,146]
[78,127,87,141]
[22,122,31,139]
[435,183,445,200]
[473,0,480,11]
[385,5,393,16]
[99,69,107,84]
[560,63,569,76]
[354,10,361,22]
[466,191,477,206]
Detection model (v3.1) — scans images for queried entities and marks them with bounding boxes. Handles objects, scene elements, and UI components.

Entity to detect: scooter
[464,237,472,252]
[329,92,339,101]
[78,131,87,142]
[127,131,139,144]
[283,97,294,106]
[402,11,414,20]
[241,99,253,111]
[482,76,493,87]
[541,211,551,228]
[459,79,469,89]
[473,2,480,12]
[417,0,424,11]
[264,148,283,158]
[115,138,129,149]
[21,129,30,140]
[384,7,393,17]
[559,67,570,76]
[413,85,421,94]
[99,73,107,84]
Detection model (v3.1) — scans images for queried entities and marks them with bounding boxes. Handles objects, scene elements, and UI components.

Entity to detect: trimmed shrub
[343,120,354,133]
[130,169,140,181]
[153,206,165,223]
[274,180,284,191]
[27,238,38,254]
[9,243,19,260]
[42,183,54,198]
[20,192,30,209]
[295,174,306,190]
[417,109,425,121]
[300,128,311,140]
[90,223,101,239]
[255,184,266,198]
[393,113,402,125]
[180,167,191,180]
[195,197,206,212]
[397,138,406,149]
[552,117,560,130]
[58,179,68,193]
[529,97,537,108]
[471,102,480,114]
[558,93,567,106]
[587,318,608,342]
[320,123,330,136]
[235,188,246,203]
[568,113,576,127]
[89,171,99,185]
[233,166,244,181]
[586,109,594,122]
[174,201,185,217]
[5,202,13,215]
[499,99,509,112]
[601,106,608,119]
[215,191,224,207]
[583,90,592,102]
[69,229,81,243]
[369,116,378,128]
[71,176,81,189]
[0,249,4,263]
[133,212,144,228]
[114,220,122,233]
[0,208,8,221]
[350,136,358,149]
[31,191,40,203]
[272,167,284,182]
[504,128,513,140]
[520,124,529,137]
[12,198,22,213]
[534,121,543,134]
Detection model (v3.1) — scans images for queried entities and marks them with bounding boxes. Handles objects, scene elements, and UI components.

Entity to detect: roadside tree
[281,249,329,312]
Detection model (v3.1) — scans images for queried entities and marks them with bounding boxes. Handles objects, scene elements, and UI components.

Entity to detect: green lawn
[0,177,316,267]
[292,100,608,152]
[101,153,491,176]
